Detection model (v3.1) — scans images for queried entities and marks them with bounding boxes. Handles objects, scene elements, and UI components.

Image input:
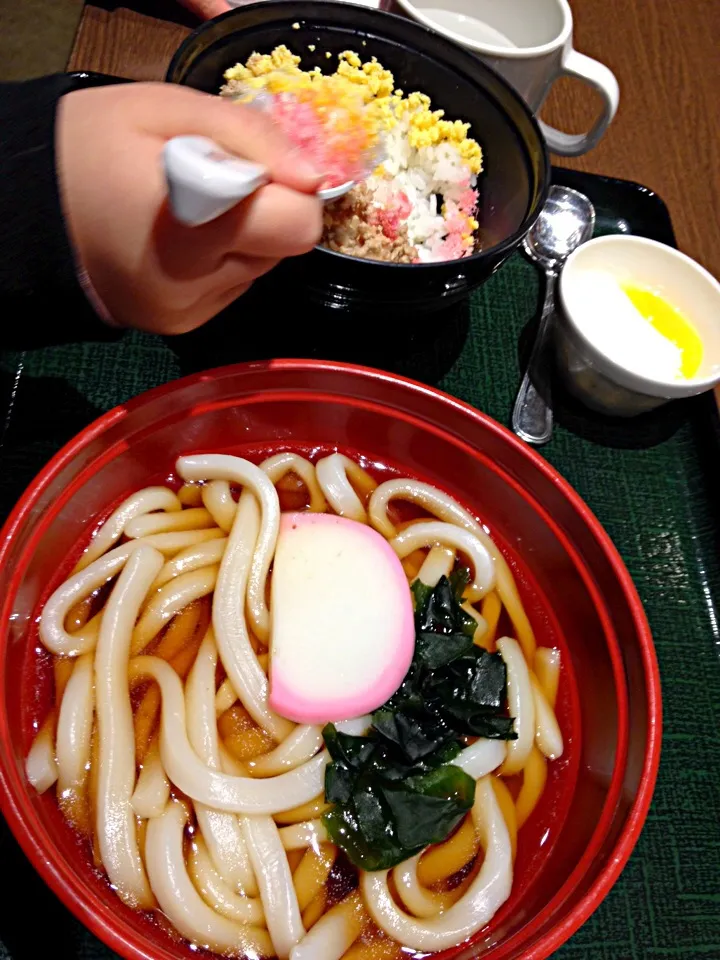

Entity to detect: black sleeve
[0,74,125,349]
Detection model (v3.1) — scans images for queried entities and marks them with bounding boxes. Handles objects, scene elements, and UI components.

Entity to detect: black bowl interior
[167,2,548,262]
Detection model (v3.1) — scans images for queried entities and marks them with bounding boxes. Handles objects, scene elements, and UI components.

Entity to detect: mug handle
[539,49,620,157]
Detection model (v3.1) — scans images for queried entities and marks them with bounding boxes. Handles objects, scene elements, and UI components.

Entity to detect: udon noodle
[26,451,564,959]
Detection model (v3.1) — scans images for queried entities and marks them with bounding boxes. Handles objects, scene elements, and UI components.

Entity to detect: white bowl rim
[393,0,573,59]
[558,235,720,399]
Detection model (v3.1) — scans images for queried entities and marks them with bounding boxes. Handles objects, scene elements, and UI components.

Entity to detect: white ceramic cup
[390,0,619,157]
[557,236,720,416]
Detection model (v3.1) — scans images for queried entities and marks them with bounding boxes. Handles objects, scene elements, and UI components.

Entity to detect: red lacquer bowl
[0,360,660,960]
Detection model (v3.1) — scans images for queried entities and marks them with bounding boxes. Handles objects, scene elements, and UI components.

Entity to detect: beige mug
[388,0,620,157]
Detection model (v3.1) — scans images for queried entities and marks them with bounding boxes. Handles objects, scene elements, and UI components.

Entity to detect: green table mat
[1,170,718,959]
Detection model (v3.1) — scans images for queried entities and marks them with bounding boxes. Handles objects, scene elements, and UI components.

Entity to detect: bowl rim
[164,0,551,271]
[392,0,574,60]
[0,358,661,960]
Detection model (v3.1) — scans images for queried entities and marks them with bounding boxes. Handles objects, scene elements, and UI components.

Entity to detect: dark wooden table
[67,0,720,280]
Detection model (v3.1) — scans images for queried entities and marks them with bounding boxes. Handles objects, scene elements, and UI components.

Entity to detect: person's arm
[0,76,323,349]
[0,74,123,348]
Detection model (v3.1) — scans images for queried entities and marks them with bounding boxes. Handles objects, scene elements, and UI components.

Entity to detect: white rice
[366,114,478,262]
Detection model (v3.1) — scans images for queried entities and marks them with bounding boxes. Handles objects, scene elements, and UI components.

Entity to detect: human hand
[57,82,323,334]
[177,0,232,19]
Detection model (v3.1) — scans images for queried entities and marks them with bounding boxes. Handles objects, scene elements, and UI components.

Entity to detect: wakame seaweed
[322,570,516,870]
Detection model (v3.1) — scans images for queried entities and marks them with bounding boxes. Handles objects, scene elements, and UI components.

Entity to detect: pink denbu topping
[434,188,479,260]
[268,93,376,189]
[396,191,412,220]
[457,188,478,215]
[369,191,411,240]
[433,233,467,261]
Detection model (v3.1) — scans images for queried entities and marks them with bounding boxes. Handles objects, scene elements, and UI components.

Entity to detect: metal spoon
[163,136,356,228]
[511,185,596,445]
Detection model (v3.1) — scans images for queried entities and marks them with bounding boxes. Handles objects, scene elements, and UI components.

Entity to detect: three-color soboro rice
[221,46,483,263]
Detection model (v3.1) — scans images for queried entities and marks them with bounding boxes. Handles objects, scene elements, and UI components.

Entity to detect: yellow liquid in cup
[621,284,703,379]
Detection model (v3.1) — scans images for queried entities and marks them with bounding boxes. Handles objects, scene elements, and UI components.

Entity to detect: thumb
[137,83,324,194]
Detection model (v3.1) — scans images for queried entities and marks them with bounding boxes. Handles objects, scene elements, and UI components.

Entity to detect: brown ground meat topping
[321,185,417,263]
[219,79,245,98]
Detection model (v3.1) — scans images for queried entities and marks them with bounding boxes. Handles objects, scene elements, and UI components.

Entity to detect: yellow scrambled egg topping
[224,46,483,175]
